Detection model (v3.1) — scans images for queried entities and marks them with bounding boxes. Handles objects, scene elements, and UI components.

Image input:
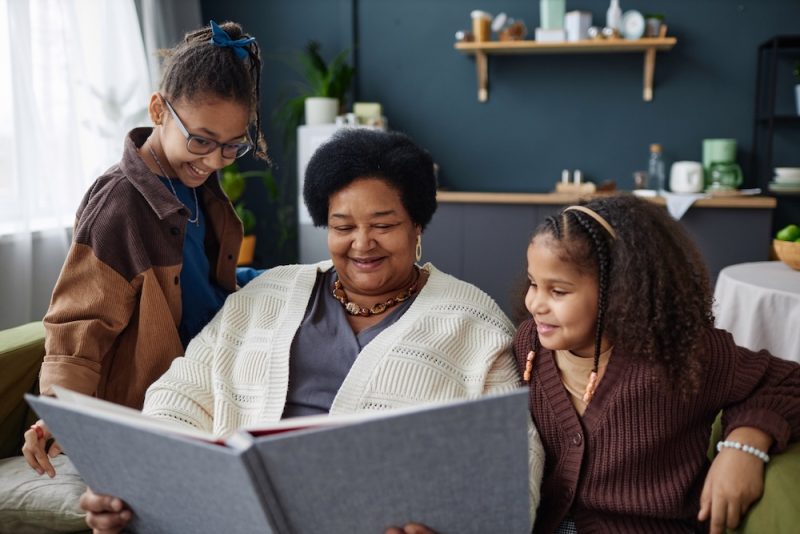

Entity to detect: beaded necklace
[332,266,421,317]
[148,146,199,226]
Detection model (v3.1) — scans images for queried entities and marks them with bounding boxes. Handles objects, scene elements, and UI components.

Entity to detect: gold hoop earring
[415,235,422,262]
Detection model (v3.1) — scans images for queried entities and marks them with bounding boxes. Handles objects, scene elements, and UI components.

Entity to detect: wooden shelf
[454,30,677,102]
[436,190,776,209]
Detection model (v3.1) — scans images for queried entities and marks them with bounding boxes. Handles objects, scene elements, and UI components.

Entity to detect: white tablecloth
[713,261,800,362]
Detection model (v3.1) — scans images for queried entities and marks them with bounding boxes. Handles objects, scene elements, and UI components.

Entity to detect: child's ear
[148,93,165,125]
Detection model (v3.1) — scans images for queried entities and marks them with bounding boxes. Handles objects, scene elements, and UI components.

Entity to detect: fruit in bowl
[776,224,800,242]
[774,224,800,270]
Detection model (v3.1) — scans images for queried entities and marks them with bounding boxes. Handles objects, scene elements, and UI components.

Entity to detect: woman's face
[152,93,250,188]
[525,235,602,358]
[327,178,420,298]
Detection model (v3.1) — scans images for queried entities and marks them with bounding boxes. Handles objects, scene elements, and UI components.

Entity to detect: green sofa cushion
[0,322,45,459]
[734,440,800,533]
[709,411,800,533]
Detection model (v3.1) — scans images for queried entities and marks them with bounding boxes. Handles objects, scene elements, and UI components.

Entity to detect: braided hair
[529,194,713,396]
[159,21,268,161]
[532,209,613,383]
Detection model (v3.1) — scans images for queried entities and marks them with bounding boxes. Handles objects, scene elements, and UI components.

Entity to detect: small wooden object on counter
[555,182,597,195]
[455,24,674,102]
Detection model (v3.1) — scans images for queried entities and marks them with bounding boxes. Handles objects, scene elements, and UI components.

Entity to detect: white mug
[669,161,704,193]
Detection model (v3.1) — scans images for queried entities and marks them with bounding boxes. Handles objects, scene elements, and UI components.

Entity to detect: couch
[0,321,798,533]
[0,322,89,534]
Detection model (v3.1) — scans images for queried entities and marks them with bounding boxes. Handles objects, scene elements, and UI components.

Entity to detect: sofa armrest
[734,440,800,533]
[0,321,45,459]
[708,411,800,533]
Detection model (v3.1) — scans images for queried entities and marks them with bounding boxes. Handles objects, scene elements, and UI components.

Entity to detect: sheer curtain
[0,0,151,329]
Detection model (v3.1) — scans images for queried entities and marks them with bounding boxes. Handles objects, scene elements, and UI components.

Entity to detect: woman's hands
[698,426,772,534]
[21,419,62,477]
[80,488,132,534]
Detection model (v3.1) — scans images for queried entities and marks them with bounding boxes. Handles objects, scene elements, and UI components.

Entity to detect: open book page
[51,386,371,444]
[51,385,446,444]
[53,385,502,442]
[52,385,216,442]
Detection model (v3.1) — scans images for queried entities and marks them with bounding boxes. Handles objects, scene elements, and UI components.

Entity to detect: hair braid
[567,211,612,373]
[544,215,562,240]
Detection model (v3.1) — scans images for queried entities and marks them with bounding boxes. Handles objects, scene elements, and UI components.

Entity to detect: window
[0,0,151,235]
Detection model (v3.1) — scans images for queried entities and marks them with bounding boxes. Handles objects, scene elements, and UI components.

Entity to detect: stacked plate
[769,167,800,194]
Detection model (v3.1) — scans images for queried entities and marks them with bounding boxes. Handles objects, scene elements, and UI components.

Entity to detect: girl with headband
[515,194,800,533]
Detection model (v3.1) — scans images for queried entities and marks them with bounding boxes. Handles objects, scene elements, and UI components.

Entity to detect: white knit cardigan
[143,261,544,519]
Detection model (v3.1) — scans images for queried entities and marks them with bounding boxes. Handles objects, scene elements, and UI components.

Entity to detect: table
[714,261,800,362]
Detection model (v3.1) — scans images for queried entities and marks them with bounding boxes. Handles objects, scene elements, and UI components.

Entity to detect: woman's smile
[349,256,386,270]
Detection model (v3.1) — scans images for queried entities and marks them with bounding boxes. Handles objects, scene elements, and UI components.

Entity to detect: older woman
[80,129,544,533]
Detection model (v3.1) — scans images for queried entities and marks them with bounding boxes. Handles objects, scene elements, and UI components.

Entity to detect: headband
[209,20,255,60]
[563,205,617,240]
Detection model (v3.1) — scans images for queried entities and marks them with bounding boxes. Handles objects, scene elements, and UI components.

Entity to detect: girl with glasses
[22,20,267,479]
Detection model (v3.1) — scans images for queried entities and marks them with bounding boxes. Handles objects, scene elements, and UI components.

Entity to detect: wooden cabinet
[424,192,775,316]
[454,29,676,102]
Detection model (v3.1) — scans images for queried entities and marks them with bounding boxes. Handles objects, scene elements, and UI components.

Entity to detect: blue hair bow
[209,20,255,60]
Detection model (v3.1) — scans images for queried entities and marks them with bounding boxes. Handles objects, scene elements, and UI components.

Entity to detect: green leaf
[235,204,256,235]
[220,164,246,203]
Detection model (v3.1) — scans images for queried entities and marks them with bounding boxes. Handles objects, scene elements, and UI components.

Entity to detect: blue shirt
[159,177,263,348]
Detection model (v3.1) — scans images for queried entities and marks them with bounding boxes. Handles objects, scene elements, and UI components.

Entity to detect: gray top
[282,268,415,418]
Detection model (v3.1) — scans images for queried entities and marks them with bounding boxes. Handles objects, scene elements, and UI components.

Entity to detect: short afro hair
[303,128,438,229]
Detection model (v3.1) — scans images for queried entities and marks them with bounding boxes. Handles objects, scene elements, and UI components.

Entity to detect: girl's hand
[79,488,132,534]
[698,427,771,534]
[21,419,62,477]
[384,523,436,534]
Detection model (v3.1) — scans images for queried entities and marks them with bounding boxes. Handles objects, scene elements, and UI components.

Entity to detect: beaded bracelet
[716,440,770,463]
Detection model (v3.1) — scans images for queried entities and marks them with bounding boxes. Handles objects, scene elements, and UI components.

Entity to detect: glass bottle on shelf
[606,0,622,33]
[648,143,665,192]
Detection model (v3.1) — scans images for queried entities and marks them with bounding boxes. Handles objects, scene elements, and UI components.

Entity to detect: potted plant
[278,41,355,139]
[220,162,276,265]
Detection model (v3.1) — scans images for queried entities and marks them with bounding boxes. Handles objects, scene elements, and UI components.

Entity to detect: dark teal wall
[201,0,800,265]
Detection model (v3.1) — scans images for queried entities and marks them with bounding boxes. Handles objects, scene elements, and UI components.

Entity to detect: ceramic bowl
[774,174,800,185]
[774,167,800,180]
[774,239,800,270]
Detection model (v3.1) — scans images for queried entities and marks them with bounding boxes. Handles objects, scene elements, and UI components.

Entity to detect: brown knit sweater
[513,318,800,534]
[40,128,242,409]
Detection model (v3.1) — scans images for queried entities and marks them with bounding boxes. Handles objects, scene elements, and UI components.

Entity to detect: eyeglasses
[161,95,253,159]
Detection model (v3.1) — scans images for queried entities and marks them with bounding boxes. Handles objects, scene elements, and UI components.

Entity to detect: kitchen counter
[435,190,777,209]
[425,191,776,315]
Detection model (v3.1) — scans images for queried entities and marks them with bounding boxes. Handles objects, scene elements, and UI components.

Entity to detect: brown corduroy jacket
[40,128,242,409]
[513,318,800,534]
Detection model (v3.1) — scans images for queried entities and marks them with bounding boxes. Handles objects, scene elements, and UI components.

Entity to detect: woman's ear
[148,93,165,125]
